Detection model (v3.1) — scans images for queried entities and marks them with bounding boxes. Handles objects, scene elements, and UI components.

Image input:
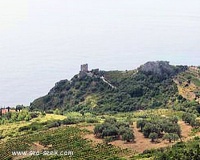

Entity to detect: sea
[0,0,200,107]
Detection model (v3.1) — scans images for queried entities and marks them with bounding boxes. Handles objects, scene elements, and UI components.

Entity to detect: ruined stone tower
[81,64,88,72]
[79,64,88,78]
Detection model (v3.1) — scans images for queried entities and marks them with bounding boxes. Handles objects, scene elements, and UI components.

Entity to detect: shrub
[163,133,179,143]
[85,118,98,123]
[18,122,44,132]
[46,120,62,128]
[94,118,134,142]
[136,119,146,131]
[182,112,198,127]
[122,130,135,142]
[137,116,182,141]
[62,117,84,125]
[149,132,158,142]
[30,112,40,119]
[18,126,30,132]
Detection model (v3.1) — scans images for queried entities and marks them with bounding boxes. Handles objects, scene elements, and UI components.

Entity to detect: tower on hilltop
[81,64,88,72]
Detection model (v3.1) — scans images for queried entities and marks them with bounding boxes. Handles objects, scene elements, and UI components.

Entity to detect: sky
[0,0,200,106]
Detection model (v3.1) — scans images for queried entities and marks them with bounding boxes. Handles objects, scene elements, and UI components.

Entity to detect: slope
[30,61,188,113]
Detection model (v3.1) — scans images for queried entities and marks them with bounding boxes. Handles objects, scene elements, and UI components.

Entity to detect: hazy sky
[0,0,200,106]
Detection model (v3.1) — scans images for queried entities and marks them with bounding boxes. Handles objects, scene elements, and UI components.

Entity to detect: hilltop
[30,61,199,114]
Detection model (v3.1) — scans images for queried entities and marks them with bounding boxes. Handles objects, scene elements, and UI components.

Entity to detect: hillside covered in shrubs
[30,61,200,114]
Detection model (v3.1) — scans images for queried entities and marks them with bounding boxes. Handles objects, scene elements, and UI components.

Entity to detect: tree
[171,133,179,142]
[119,126,127,135]
[94,124,103,138]
[16,105,24,112]
[143,123,153,138]
[136,119,146,131]
[150,124,161,136]
[6,106,10,112]
[164,124,181,138]
[190,118,196,127]
[163,133,179,143]
[94,118,133,142]
[163,133,172,143]
[122,130,135,142]
[102,125,118,138]
[149,132,158,142]
[182,112,196,125]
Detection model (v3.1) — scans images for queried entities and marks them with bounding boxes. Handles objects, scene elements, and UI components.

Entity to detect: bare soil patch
[110,123,173,153]
[178,121,192,140]
[81,125,104,144]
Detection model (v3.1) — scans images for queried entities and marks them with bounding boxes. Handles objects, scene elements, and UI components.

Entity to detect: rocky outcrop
[138,61,172,75]
[138,61,187,78]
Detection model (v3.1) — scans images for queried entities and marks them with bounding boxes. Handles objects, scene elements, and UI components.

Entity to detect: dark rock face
[138,61,176,77]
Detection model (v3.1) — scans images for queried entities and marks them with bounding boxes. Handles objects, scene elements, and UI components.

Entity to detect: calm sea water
[0,0,200,107]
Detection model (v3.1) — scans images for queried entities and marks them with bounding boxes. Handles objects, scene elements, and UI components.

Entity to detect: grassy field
[0,114,66,141]
[30,114,66,122]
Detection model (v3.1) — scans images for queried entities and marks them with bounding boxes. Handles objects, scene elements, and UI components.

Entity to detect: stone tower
[81,64,88,72]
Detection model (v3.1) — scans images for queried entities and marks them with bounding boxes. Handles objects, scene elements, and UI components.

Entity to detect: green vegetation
[94,118,134,142]
[0,109,39,124]
[122,130,135,142]
[133,137,200,160]
[30,62,189,113]
[2,62,200,159]
[136,116,181,142]
[149,132,158,142]
[0,109,200,159]
[178,69,200,87]
[0,113,66,139]
[0,126,128,160]
[182,112,200,127]
[17,113,98,133]
[173,100,200,116]
[163,133,179,143]
[142,137,200,160]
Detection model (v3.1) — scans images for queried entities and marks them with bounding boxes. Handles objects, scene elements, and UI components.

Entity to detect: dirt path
[178,121,200,141]
[178,121,192,140]
[100,76,116,89]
